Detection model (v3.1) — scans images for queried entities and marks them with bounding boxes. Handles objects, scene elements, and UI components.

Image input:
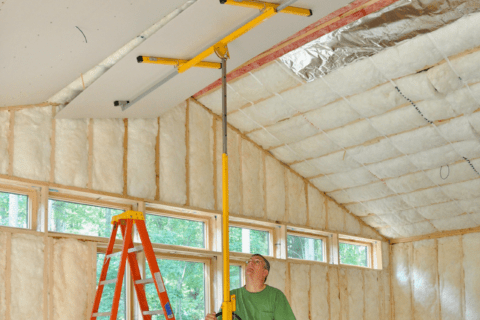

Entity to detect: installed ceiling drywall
[197,11,480,239]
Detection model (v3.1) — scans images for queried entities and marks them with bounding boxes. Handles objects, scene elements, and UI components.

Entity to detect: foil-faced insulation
[0,111,9,174]
[281,0,480,82]
[265,155,286,222]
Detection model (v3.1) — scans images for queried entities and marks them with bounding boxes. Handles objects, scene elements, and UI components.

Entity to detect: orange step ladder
[91,210,175,320]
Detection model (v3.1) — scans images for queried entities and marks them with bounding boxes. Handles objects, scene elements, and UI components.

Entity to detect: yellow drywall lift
[116,1,312,319]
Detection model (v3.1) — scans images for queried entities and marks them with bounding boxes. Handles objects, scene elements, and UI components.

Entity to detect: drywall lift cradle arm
[116,2,311,319]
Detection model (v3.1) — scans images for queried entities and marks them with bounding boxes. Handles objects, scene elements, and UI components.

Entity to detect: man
[205,254,296,320]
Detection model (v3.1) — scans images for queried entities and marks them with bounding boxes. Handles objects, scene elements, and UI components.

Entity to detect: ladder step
[136,278,154,285]
[100,279,117,285]
[143,310,164,315]
[106,251,122,259]
[128,246,144,253]
[92,312,111,317]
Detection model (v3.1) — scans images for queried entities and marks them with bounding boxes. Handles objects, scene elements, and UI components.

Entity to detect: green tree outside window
[287,234,323,262]
[339,242,368,267]
[0,192,28,228]
[229,227,269,256]
[96,253,126,319]
[145,214,205,248]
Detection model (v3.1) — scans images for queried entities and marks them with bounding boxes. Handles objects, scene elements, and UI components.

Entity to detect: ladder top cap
[111,210,145,224]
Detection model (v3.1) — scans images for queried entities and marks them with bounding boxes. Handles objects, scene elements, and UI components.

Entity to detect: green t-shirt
[217,285,296,320]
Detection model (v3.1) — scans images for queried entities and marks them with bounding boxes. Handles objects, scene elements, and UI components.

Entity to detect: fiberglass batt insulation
[10,233,44,320]
[463,232,480,320]
[265,259,286,294]
[345,213,361,236]
[438,236,464,320]
[13,107,52,181]
[328,267,341,320]
[286,170,306,226]
[392,242,413,320]
[265,155,285,222]
[310,264,329,320]
[127,118,157,199]
[160,102,186,205]
[0,232,6,319]
[241,95,296,128]
[412,239,439,320]
[228,73,272,103]
[54,118,88,188]
[189,101,214,210]
[346,268,364,320]
[0,111,9,174]
[92,119,124,194]
[327,200,345,232]
[215,123,241,214]
[307,185,326,230]
[364,270,381,320]
[197,86,248,115]
[52,238,96,320]
[290,263,310,320]
[241,140,265,218]
[253,61,302,94]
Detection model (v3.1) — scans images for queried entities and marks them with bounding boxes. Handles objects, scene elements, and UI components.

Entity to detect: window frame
[338,239,372,268]
[229,259,246,290]
[286,230,328,263]
[0,184,36,230]
[337,234,382,269]
[228,221,274,257]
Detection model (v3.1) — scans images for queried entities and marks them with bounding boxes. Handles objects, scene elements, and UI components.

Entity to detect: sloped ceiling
[197,12,480,239]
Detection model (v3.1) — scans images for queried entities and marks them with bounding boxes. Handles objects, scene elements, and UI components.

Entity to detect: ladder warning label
[165,302,174,319]
[154,272,166,293]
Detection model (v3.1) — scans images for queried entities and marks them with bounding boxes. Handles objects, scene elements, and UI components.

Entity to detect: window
[96,253,126,319]
[339,241,370,268]
[0,191,28,228]
[48,199,124,237]
[145,258,206,319]
[229,226,270,256]
[230,265,243,290]
[287,234,325,262]
[145,214,205,248]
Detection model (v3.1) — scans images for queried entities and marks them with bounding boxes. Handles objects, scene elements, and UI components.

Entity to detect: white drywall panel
[92,118,124,194]
[364,270,380,320]
[328,267,341,320]
[160,102,186,205]
[252,61,302,94]
[412,239,439,320]
[266,259,286,294]
[54,118,88,188]
[348,138,402,165]
[0,232,6,319]
[366,156,417,179]
[13,107,52,182]
[265,155,285,222]
[290,263,310,320]
[286,170,307,226]
[304,100,359,131]
[0,111,10,174]
[52,238,95,320]
[346,268,364,320]
[463,232,480,320]
[307,185,326,230]
[189,101,214,210]
[310,264,329,320]
[241,140,264,218]
[348,82,402,117]
[438,236,464,320]
[327,200,345,232]
[280,78,339,113]
[392,242,413,320]
[127,118,157,199]
[10,233,44,320]
[345,213,361,236]
[326,120,381,149]
[215,123,241,214]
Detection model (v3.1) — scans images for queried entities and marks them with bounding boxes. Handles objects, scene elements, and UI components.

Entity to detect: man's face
[245,256,268,283]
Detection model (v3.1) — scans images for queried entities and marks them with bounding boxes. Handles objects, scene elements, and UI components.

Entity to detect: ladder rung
[143,310,163,315]
[106,251,122,259]
[92,312,111,317]
[135,278,154,285]
[100,279,117,285]
[128,246,144,253]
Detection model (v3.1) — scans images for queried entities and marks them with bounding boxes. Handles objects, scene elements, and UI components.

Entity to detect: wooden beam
[5,232,11,320]
[8,110,14,176]
[49,106,56,183]
[185,100,190,206]
[391,225,480,244]
[123,118,128,197]
[155,117,160,201]
[87,119,94,189]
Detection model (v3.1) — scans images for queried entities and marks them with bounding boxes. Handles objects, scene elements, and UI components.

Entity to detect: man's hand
[205,312,217,320]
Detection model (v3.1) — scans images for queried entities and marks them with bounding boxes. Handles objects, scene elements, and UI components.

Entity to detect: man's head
[245,254,270,283]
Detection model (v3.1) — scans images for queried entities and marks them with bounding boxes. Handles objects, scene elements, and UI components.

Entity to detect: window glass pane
[339,242,368,267]
[287,234,323,262]
[0,192,28,228]
[48,200,123,237]
[145,214,205,248]
[145,259,205,320]
[96,253,126,319]
[229,227,269,256]
[230,265,242,290]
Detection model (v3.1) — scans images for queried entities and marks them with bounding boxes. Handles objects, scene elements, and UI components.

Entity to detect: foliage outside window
[230,265,242,290]
[0,191,28,228]
[339,242,369,267]
[229,226,269,256]
[287,234,324,262]
[96,253,126,319]
[145,214,205,248]
[48,199,124,238]
[145,259,205,320]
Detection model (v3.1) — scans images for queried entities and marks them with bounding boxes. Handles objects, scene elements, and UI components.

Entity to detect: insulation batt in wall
[327,200,344,232]
[307,184,326,230]
[13,107,52,182]
[241,139,264,218]
[0,111,9,174]
[189,100,214,209]
[286,170,307,226]
[54,118,88,188]
[160,102,187,205]
[265,259,286,294]
[310,264,329,320]
[10,233,45,320]
[92,119,124,194]
[127,118,157,199]
[463,232,480,320]
[0,232,6,319]
[365,270,381,319]
[253,61,301,94]
[265,155,285,222]
[392,243,413,320]
[290,263,310,320]
[328,267,341,320]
